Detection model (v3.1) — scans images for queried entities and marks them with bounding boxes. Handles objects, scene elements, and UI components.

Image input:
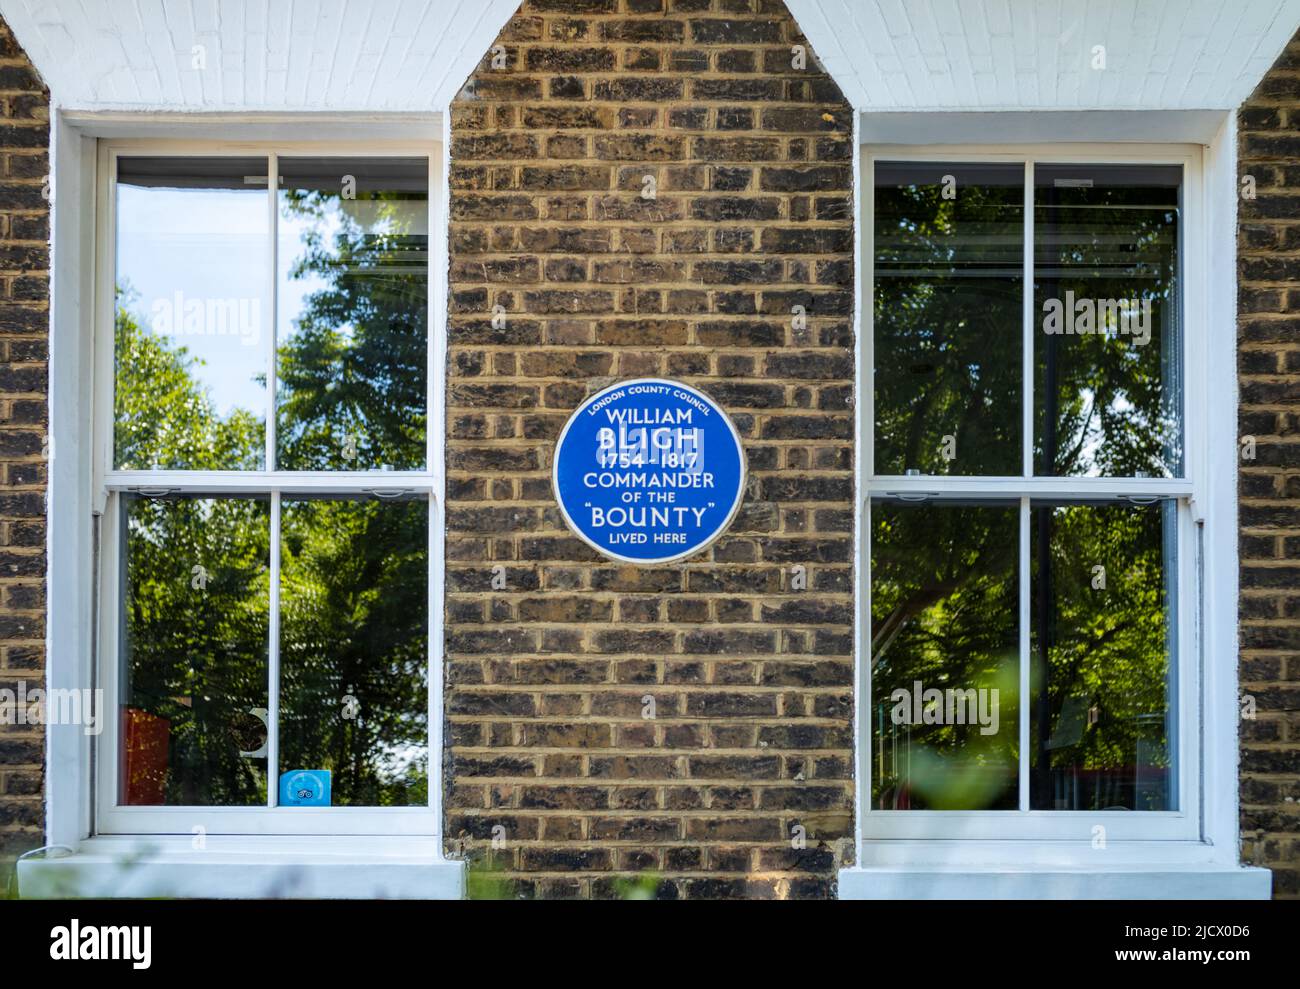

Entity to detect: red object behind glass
[122,707,169,805]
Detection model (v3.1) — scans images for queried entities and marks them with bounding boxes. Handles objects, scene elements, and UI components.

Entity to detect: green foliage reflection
[117,169,429,805]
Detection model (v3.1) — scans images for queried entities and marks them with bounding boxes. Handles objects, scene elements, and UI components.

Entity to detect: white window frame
[93,138,441,837]
[858,143,1206,845]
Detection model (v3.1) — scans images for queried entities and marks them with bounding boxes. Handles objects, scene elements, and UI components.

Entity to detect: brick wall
[446,0,855,899]
[0,16,48,893]
[1238,27,1300,901]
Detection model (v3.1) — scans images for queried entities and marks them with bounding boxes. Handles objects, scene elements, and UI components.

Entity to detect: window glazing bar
[1023,161,1034,479]
[266,152,278,474]
[1019,496,1030,811]
[267,490,281,807]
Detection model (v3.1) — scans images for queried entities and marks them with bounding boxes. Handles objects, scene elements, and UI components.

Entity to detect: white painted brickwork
[0,0,520,110]
[2,1,1297,113]
[788,0,1300,110]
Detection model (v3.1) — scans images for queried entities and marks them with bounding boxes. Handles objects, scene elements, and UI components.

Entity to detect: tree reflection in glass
[120,494,270,806]
[113,155,432,810]
[874,162,1023,476]
[276,157,428,471]
[114,157,269,471]
[871,500,1020,810]
[1034,165,1182,477]
[279,495,429,806]
[1031,501,1174,811]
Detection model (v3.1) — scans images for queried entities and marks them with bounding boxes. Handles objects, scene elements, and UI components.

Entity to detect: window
[95,145,436,835]
[862,148,1199,841]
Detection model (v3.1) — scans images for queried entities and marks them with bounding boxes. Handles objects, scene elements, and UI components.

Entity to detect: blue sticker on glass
[280,769,331,807]
[553,378,746,564]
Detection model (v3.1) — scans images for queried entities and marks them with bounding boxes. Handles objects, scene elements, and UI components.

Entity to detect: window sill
[838,864,1271,900]
[17,836,465,900]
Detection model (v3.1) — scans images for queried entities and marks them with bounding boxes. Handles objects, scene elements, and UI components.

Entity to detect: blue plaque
[279,769,331,807]
[553,378,746,564]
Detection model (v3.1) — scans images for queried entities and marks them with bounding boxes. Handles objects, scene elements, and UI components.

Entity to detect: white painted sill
[839,843,1271,900]
[17,836,465,900]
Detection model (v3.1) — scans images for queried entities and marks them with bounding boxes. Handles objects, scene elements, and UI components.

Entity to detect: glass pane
[120,494,270,806]
[1030,500,1176,811]
[874,162,1023,476]
[279,495,428,806]
[276,158,429,471]
[115,157,269,471]
[1034,164,1182,477]
[871,500,1020,809]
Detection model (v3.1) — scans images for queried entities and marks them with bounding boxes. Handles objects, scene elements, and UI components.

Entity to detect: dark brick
[447,0,853,900]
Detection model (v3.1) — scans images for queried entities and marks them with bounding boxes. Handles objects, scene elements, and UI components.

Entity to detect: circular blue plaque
[552,378,746,564]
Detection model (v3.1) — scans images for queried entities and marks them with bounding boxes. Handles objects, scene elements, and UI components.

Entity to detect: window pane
[276,158,429,471]
[1030,501,1175,810]
[279,495,428,806]
[871,500,1020,809]
[115,157,269,471]
[120,494,270,806]
[1034,164,1182,477]
[874,162,1023,476]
